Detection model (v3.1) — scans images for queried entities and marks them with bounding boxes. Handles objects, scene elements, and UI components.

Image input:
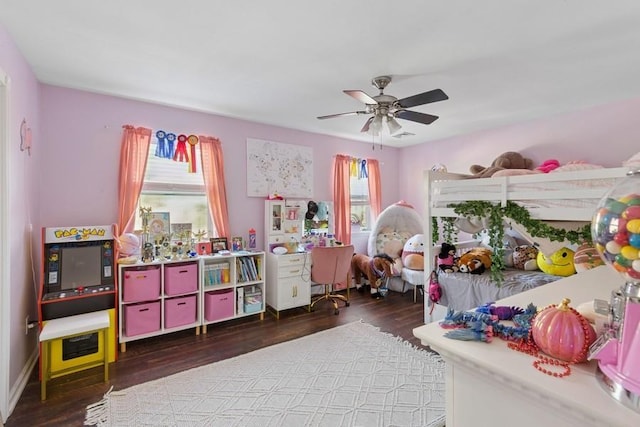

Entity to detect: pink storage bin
[124,301,160,337]
[204,289,234,322]
[164,295,197,329]
[122,266,161,302]
[164,262,198,295]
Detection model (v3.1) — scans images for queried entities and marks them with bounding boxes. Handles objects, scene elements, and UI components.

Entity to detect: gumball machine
[589,169,640,413]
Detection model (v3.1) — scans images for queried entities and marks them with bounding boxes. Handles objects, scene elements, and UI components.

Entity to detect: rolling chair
[310,245,354,315]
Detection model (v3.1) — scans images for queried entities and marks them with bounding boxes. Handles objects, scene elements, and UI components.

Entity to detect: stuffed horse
[351,253,395,299]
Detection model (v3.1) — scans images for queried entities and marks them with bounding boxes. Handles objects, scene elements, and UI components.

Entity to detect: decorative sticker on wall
[246,138,313,198]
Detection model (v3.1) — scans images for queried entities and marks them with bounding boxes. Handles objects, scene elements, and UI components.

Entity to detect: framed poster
[246,138,313,197]
[210,237,228,254]
[149,212,170,241]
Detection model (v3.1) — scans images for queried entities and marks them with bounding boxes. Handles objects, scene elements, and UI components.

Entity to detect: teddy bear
[402,234,425,270]
[469,151,534,178]
[437,242,458,273]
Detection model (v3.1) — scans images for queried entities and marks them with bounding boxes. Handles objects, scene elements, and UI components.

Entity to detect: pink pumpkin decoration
[531,298,596,363]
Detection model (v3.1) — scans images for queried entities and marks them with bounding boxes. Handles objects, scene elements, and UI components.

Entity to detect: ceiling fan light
[370,114,383,134]
[386,116,402,134]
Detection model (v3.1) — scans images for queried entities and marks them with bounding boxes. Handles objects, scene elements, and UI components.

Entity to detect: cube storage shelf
[117,252,265,350]
[200,252,265,333]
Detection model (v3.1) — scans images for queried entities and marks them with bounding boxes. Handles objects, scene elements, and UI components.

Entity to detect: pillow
[492,169,541,177]
[624,151,640,167]
[550,162,603,173]
[574,242,604,273]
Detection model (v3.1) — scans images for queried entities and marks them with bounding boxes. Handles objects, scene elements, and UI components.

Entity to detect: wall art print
[246,138,313,198]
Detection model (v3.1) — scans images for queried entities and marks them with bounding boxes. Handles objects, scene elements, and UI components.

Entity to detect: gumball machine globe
[591,170,640,281]
[589,169,640,413]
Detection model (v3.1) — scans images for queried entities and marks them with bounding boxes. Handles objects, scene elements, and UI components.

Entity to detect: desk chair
[310,245,354,315]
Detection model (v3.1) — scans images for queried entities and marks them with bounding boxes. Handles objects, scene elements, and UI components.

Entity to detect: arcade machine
[38,225,118,377]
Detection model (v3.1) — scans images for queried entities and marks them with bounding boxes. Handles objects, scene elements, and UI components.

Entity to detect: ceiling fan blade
[317,111,367,120]
[397,88,448,109]
[360,116,374,133]
[396,110,439,125]
[344,90,378,105]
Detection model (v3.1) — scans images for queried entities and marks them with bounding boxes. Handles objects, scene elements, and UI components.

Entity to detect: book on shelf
[204,262,230,286]
[237,286,244,314]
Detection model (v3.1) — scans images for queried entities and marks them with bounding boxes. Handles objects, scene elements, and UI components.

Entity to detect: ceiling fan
[317,76,448,136]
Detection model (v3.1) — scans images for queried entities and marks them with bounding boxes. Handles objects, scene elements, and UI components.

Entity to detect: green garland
[434,201,592,285]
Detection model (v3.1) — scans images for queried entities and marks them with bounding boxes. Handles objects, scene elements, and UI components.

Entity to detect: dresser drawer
[277,254,308,268]
[278,263,307,279]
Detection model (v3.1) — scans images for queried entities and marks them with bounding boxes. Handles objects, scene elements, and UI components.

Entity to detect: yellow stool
[39,310,110,400]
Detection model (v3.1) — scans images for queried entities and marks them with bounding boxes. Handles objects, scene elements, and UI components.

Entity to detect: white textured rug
[85,321,446,427]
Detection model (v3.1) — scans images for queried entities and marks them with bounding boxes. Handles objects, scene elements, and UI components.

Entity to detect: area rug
[85,321,446,427]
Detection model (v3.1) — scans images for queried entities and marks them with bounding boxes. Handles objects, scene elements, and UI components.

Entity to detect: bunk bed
[423,165,631,321]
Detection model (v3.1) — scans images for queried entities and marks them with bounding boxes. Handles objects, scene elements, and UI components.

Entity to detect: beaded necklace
[440,303,574,378]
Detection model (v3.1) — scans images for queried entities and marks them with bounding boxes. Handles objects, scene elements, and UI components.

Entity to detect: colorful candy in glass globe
[592,170,640,281]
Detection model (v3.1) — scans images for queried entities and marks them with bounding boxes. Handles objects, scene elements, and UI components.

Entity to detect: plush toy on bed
[457,247,492,274]
[469,151,535,178]
[437,242,458,273]
[537,247,576,276]
[512,245,539,271]
[573,242,604,273]
[402,234,425,270]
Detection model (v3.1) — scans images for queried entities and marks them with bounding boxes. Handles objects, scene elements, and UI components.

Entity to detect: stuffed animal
[512,245,539,271]
[437,242,458,273]
[457,247,492,274]
[116,233,140,264]
[351,253,395,299]
[573,242,604,273]
[535,159,560,173]
[469,151,534,178]
[402,234,425,270]
[537,247,576,276]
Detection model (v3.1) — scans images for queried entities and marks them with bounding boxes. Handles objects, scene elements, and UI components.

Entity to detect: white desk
[413,266,639,427]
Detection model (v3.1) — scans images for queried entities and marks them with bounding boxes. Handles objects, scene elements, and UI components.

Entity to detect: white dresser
[413,266,639,427]
[265,252,311,318]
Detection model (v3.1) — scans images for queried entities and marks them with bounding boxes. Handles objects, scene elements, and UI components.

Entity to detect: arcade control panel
[41,285,114,301]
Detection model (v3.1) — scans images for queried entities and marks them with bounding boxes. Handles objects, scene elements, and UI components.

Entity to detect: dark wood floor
[6,289,429,427]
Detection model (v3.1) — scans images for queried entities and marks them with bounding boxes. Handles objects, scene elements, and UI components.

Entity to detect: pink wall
[0,24,41,416]
[398,98,640,215]
[39,85,401,248]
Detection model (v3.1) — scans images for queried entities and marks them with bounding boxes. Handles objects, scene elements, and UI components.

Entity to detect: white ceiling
[2,1,640,147]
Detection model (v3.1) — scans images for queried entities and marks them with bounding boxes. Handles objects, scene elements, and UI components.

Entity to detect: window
[134,141,214,237]
[350,175,371,232]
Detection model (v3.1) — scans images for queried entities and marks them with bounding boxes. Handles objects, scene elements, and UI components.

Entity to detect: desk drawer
[278,264,307,279]
[277,254,307,268]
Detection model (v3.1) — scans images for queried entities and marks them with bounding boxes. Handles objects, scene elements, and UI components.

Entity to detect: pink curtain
[332,154,351,244]
[366,158,382,221]
[199,136,231,240]
[117,125,152,234]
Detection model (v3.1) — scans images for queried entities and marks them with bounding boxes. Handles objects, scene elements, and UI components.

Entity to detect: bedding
[436,268,560,311]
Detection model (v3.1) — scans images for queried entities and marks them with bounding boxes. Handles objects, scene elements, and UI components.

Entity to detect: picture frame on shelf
[231,236,244,251]
[149,212,170,242]
[210,237,228,254]
[171,223,192,241]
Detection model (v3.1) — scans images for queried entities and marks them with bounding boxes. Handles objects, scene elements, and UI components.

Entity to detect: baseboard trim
[6,346,37,423]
